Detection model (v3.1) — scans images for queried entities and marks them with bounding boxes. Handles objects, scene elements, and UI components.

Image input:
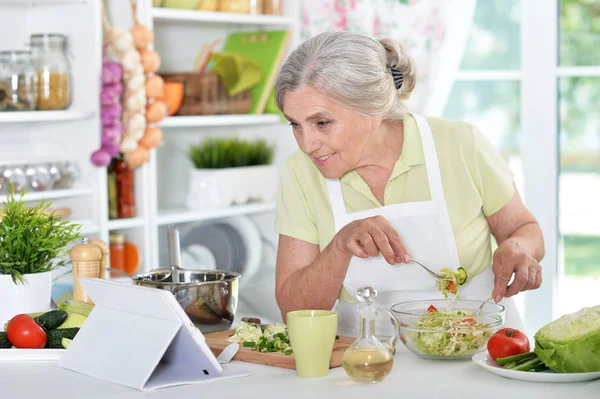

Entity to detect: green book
[222,30,290,114]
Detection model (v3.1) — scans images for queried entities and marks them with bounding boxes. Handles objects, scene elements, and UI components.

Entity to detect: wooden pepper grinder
[70,238,102,305]
[88,238,109,279]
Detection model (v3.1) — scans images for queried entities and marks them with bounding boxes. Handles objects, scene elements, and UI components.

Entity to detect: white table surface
[0,345,598,399]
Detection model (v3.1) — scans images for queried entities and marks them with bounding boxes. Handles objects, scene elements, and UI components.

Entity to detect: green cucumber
[496,351,536,365]
[456,267,468,285]
[58,301,94,317]
[46,327,80,349]
[58,312,87,329]
[61,338,72,349]
[34,310,68,331]
[0,332,11,348]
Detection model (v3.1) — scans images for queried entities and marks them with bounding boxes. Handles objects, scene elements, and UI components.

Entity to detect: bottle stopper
[70,237,102,304]
[88,238,109,279]
[357,286,378,305]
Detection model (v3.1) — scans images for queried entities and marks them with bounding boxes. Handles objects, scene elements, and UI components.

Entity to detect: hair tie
[389,65,403,90]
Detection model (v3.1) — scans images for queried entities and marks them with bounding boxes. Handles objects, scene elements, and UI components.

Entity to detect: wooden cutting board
[204,329,355,370]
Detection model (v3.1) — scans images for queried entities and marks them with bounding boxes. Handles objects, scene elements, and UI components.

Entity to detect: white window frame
[520,0,559,334]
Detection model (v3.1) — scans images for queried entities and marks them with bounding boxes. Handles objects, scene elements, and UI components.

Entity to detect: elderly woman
[273,30,544,336]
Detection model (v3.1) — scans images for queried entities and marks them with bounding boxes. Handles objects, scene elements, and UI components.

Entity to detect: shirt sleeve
[274,159,320,245]
[471,125,515,216]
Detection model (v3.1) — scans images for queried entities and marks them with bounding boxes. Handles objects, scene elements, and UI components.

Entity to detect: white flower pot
[0,271,52,329]
[185,165,279,210]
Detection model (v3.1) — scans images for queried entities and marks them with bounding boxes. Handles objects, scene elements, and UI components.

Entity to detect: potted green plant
[0,189,82,326]
[186,137,277,210]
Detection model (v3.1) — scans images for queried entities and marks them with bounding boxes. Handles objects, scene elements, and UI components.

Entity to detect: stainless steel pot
[132,268,240,333]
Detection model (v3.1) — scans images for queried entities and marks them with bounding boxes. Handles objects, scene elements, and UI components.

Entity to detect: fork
[474,295,494,315]
[410,259,452,280]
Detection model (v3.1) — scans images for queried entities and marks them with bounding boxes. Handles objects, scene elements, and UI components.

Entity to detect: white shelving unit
[0,0,89,5]
[157,202,276,226]
[141,1,300,270]
[0,111,94,124]
[158,114,282,128]
[1,0,299,277]
[152,7,295,26]
[0,187,94,203]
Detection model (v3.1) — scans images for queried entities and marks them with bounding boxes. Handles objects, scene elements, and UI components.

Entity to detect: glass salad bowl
[390,299,505,360]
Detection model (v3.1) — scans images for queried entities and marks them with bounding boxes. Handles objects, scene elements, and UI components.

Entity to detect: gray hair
[274,31,417,121]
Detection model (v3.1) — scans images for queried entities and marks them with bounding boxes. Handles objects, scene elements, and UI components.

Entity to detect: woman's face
[283,86,377,179]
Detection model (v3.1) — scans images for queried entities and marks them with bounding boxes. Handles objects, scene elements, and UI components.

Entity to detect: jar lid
[30,33,69,48]
[0,51,32,56]
[30,33,68,40]
[109,233,126,244]
[0,51,32,61]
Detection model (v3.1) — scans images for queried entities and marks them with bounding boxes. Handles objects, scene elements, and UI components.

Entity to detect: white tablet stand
[58,278,249,391]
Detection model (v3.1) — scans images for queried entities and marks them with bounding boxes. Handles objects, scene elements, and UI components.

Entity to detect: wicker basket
[160,72,252,116]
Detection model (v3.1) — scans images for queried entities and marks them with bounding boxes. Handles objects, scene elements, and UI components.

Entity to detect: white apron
[328,114,522,338]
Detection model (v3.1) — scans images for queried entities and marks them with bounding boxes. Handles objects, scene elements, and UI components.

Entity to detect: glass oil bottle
[341,286,400,383]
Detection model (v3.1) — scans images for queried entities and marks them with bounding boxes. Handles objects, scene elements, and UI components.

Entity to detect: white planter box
[0,271,52,328]
[185,165,279,210]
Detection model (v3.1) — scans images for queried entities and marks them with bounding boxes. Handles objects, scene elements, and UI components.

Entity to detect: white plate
[219,216,262,287]
[0,348,64,362]
[472,351,600,383]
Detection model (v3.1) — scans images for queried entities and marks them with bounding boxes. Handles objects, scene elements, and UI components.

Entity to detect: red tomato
[487,328,530,361]
[447,282,457,295]
[462,318,476,326]
[427,305,437,313]
[6,314,47,349]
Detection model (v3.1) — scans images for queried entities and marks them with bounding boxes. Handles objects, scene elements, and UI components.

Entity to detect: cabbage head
[534,305,600,373]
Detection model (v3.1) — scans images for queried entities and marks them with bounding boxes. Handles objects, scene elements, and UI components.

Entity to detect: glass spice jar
[107,158,119,220]
[0,51,38,111]
[262,0,282,15]
[115,156,136,218]
[109,233,126,277]
[30,33,72,110]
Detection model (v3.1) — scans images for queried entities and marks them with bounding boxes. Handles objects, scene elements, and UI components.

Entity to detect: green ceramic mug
[287,310,338,378]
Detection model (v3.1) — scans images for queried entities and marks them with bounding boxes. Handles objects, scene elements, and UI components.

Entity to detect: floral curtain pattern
[299,0,477,116]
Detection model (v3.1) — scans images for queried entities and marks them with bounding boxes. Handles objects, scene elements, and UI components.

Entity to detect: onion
[101,103,123,126]
[124,146,150,169]
[122,49,141,72]
[139,126,163,149]
[100,82,123,105]
[111,29,133,53]
[120,136,138,153]
[90,149,111,167]
[131,25,154,49]
[102,62,123,86]
[103,143,121,158]
[146,101,168,124]
[140,49,161,74]
[145,75,165,99]
[102,124,122,146]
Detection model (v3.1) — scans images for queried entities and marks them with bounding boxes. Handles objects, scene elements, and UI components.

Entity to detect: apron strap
[326,179,347,222]
[412,113,460,267]
[412,113,445,206]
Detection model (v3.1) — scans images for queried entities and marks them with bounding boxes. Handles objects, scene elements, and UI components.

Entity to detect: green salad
[409,305,491,357]
[435,267,467,299]
[227,321,293,355]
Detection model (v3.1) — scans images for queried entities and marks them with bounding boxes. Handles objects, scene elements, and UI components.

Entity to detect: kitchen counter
[0,345,597,399]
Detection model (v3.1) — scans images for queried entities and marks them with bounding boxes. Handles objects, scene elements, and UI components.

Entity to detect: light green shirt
[275,114,514,282]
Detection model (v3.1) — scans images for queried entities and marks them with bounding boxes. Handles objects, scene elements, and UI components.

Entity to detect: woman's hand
[333,215,410,265]
[491,238,542,303]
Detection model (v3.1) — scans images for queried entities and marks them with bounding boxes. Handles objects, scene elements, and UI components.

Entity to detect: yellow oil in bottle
[341,347,394,383]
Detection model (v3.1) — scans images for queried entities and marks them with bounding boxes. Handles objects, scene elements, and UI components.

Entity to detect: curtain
[299,0,477,116]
